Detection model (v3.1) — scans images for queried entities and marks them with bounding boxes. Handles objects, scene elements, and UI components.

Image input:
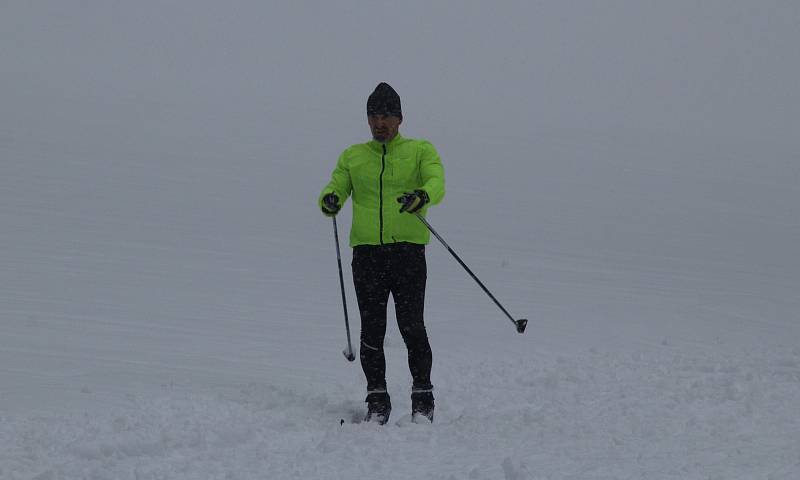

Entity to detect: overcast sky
[2,0,798,147]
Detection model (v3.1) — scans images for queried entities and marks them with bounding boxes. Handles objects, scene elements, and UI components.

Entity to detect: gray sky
[2,0,798,146]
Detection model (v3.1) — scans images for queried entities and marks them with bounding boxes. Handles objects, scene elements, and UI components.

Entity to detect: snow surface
[2,1,800,479]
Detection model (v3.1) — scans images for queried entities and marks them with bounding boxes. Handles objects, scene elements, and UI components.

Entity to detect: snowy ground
[3,2,800,479]
[3,347,800,479]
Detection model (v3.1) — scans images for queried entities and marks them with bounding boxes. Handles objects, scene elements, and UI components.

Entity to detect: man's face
[368,114,402,143]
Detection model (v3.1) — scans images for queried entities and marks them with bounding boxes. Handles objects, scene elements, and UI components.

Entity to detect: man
[319,82,445,424]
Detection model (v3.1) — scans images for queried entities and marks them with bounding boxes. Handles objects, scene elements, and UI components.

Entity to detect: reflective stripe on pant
[352,243,433,393]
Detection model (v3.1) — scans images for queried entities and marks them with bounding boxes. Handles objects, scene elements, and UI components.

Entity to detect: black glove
[397,190,429,213]
[321,193,340,216]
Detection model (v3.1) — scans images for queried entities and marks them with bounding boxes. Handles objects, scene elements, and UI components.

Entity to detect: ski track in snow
[2,347,799,479]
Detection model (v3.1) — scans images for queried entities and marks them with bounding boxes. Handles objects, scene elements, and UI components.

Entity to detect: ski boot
[364,391,392,425]
[411,390,434,424]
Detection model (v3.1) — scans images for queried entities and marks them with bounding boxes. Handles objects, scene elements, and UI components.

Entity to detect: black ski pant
[352,243,433,394]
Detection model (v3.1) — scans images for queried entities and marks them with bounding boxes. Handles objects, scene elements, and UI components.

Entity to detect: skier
[319,82,445,424]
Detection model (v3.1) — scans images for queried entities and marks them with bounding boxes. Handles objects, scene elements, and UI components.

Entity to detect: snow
[3,349,800,478]
[2,1,800,479]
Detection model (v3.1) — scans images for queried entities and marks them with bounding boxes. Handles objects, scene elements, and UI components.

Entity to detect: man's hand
[397,190,429,213]
[321,193,340,217]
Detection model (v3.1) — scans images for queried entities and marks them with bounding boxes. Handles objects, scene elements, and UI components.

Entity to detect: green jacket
[319,134,445,247]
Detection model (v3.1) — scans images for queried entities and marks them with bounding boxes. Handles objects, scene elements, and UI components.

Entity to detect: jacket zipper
[379,144,386,244]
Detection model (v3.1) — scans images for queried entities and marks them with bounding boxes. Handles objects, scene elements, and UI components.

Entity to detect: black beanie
[367,82,402,119]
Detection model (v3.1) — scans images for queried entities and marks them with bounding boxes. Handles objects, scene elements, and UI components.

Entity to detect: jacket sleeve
[418,141,445,205]
[318,149,353,210]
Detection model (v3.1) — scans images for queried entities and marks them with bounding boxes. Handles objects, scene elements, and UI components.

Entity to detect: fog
[2,3,800,477]
[4,1,798,142]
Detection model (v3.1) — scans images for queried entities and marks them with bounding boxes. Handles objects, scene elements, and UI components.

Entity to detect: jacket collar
[368,133,403,151]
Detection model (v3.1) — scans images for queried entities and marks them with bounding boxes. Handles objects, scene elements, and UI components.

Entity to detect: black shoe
[411,391,434,423]
[364,391,391,425]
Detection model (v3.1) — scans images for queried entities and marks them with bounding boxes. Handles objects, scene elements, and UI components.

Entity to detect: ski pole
[414,213,527,334]
[333,217,356,361]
